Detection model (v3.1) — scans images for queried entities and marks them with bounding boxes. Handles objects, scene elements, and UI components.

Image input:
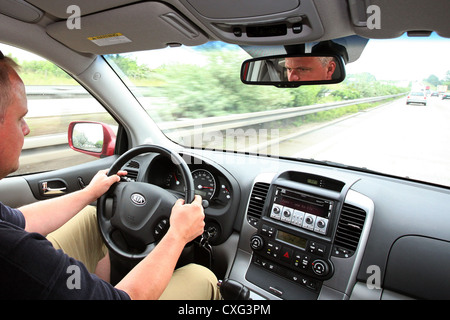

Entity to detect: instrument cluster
[147,155,233,207]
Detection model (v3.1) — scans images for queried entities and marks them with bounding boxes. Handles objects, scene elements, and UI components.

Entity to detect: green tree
[109,55,151,80]
[424,74,441,87]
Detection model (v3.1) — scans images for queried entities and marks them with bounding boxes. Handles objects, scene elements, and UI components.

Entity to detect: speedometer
[192,169,216,201]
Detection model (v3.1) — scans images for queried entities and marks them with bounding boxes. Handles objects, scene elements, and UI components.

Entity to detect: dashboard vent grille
[123,160,140,181]
[127,160,140,169]
[246,182,270,227]
[333,203,366,257]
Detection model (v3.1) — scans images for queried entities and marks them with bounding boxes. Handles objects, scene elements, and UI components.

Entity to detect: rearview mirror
[241,54,345,88]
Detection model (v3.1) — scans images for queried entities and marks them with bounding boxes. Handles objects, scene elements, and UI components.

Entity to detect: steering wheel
[97,145,195,259]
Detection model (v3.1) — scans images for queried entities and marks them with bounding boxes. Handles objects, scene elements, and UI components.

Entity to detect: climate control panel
[250,225,333,281]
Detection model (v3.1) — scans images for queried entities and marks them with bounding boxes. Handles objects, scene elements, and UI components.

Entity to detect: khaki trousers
[46,206,220,300]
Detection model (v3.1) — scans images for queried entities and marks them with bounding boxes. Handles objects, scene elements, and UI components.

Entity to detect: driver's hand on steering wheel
[168,195,205,244]
[84,169,128,201]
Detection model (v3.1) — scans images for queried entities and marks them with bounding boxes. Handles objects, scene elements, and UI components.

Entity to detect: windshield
[107,34,450,187]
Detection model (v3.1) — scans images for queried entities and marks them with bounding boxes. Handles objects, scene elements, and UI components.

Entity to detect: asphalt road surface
[278,96,450,186]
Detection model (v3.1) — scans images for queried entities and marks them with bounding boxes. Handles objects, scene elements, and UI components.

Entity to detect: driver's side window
[2,44,118,176]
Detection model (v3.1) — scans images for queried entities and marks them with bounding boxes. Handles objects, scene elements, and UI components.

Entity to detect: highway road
[278,96,450,186]
[16,95,450,188]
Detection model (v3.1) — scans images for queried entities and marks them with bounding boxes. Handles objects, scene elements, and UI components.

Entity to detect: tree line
[110,50,407,120]
[10,50,408,121]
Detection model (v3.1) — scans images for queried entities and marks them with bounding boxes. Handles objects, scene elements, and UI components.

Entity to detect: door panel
[19,156,118,204]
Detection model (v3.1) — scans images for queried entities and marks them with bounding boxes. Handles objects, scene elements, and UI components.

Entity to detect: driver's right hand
[168,195,205,244]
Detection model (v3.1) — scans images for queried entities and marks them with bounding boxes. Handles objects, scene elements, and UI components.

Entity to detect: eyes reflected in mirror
[241,54,345,87]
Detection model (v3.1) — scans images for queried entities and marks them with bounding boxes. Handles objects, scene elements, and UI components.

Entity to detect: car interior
[0,0,449,300]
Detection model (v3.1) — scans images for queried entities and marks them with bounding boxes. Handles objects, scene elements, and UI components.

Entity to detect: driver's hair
[317,56,335,67]
[0,52,21,123]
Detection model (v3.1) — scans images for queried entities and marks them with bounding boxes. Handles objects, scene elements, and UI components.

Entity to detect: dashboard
[187,149,450,300]
[115,149,450,300]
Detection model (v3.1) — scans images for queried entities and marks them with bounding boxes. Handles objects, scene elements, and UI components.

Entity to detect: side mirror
[241,54,345,88]
[68,121,116,158]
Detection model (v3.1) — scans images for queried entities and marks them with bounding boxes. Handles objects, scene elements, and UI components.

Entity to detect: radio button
[314,218,328,235]
[302,214,316,231]
[281,207,293,223]
[270,204,282,220]
[291,210,305,226]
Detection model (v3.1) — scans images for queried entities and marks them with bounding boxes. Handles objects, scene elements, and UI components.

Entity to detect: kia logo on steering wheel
[130,193,146,206]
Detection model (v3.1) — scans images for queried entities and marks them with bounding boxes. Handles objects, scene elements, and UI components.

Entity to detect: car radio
[270,187,334,235]
[247,186,336,297]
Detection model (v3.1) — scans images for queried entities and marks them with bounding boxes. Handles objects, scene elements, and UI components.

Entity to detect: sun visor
[46,2,208,54]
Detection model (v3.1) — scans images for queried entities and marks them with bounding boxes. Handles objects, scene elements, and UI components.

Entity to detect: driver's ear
[326,61,336,80]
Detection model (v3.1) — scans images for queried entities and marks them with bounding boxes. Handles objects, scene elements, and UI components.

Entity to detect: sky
[345,33,450,82]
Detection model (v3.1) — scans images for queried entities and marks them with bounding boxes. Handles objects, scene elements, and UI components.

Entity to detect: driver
[285,56,336,81]
[0,52,221,299]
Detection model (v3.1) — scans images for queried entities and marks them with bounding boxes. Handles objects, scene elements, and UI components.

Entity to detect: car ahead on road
[1,0,450,302]
[442,93,450,100]
[406,91,427,105]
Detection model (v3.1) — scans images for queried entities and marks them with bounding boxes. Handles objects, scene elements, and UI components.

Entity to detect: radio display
[279,195,331,218]
[276,230,307,249]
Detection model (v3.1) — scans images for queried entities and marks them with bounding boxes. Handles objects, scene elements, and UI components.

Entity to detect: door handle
[40,179,68,196]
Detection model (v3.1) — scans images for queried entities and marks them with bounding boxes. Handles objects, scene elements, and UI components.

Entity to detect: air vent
[333,203,366,258]
[246,182,270,227]
[123,160,140,181]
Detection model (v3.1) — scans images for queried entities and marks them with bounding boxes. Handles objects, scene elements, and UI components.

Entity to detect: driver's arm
[20,169,126,236]
[115,195,205,300]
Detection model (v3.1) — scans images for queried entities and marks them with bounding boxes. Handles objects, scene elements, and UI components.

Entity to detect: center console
[245,171,347,299]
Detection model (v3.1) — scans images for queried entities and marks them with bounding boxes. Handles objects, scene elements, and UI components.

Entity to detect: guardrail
[26,85,90,99]
[159,94,404,136]
[23,93,404,151]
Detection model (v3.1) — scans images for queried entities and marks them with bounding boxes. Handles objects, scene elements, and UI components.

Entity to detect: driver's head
[285,56,336,81]
[0,51,30,178]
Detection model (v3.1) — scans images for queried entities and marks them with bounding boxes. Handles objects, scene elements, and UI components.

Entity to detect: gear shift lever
[219,279,251,300]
